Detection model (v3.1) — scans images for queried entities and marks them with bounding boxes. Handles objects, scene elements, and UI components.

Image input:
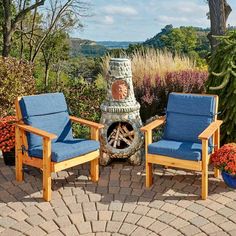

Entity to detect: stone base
[100,150,143,166]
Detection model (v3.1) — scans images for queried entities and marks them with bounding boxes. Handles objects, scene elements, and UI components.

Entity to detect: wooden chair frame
[141,93,223,200]
[15,97,104,201]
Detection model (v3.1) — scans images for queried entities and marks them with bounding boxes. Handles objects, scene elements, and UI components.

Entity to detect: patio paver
[0,158,236,235]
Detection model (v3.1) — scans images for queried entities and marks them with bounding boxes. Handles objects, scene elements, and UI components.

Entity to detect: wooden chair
[15,93,104,201]
[141,93,223,200]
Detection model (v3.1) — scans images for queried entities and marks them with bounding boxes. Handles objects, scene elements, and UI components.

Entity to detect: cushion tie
[22,110,68,120]
[210,111,221,116]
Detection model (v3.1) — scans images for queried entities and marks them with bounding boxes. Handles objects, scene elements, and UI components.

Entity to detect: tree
[144,25,198,56]
[1,0,46,57]
[41,30,69,88]
[29,0,89,63]
[208,0,232,51]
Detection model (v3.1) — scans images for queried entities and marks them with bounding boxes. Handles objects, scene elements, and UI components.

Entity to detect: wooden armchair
[15,93,104,201]
[141,93,223,200]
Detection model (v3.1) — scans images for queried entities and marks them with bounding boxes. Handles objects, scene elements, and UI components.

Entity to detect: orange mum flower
[211,143,236,175]
[0,116,16,153]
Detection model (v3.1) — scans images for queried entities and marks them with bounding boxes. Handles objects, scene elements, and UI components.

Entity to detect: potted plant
[211,143,236,188]
[0,116,17,166]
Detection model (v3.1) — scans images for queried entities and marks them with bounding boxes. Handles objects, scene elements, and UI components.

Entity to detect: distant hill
[143,25,210,48]
[143,25,211,60]
[70,38,107,57]
[96,41,141,49]
[69,38,142,57]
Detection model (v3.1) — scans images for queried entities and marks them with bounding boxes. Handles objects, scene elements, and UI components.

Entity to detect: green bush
[0,57,36,116]
[48,77,106,138]
[207,31,236,143]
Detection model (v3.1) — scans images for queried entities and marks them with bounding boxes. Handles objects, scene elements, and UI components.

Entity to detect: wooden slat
[53,150,99,173]
[70,116,104,129]
[16,124,57,140]
[198,120,223,140]
[147,154,202,171]
[141,116,165,132]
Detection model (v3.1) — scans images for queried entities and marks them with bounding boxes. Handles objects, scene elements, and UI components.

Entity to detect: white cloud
[173,2,208,14]
[103,15,114,25]
[155,15,189,24]
[103,5,138,16]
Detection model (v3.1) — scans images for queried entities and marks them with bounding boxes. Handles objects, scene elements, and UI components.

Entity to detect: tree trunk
[29,3,38,61]
[2,0,12,57]
[44,64,50,89]
[19,0,27,59]
[56,67,61,86]
[2,32,12,57]
[2,0,45,57]
[208,0,232,52]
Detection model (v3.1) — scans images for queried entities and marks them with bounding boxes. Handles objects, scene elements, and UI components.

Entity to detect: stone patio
[0,158,236,236]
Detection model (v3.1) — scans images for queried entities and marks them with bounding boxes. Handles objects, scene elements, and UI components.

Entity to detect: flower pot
[222,171,236,189]
[2,149,15,166]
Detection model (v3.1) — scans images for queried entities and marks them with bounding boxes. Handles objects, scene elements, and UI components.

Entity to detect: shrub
[0,57,36,116]
[0,116,16,152]
[48,77,106,138]
[131,48,196,87]
[211,143,236,175]
[135,70,208,121]
[207,30,236,143]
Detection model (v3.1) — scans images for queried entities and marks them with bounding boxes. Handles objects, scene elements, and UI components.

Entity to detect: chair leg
[214,168,220,178]
[202,167,208,200]
[16,154,23,182]
[43,170,52,201]
[202,140,208,200]
[91,158,99,182]
[43,138,52,201]
[146,161,153,188]
[15,127,23,182]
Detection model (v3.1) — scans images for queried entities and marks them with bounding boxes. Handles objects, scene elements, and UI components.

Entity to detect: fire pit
[100,58,143,165]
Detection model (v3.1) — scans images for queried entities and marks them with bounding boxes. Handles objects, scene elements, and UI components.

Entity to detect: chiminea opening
[107,122,134,149]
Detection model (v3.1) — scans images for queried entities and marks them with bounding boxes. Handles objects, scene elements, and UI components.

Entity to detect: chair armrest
[16,124,57,140]
[140,116,166,132]
[69,116,104,129]
[198,120,223,140]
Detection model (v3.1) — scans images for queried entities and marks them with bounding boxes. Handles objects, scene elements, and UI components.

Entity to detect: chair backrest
[18,93,73,149]
[163,93,217,144]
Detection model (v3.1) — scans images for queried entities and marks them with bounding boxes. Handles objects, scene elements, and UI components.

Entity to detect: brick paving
[0,158,236,236]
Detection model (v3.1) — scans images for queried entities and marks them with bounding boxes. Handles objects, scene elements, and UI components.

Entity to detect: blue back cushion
[163,93,216,144]
[19,93,73,149]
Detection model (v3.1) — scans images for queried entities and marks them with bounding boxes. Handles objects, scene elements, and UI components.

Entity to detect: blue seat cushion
[19,93,73,149]
[148,139,212,161]
[164,93,216,144]
[29,139,100,162]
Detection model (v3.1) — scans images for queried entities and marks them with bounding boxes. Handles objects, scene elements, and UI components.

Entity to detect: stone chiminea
[100,58,143,165]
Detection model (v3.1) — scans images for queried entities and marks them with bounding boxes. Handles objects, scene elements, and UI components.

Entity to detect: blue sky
[73,0,236,42]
